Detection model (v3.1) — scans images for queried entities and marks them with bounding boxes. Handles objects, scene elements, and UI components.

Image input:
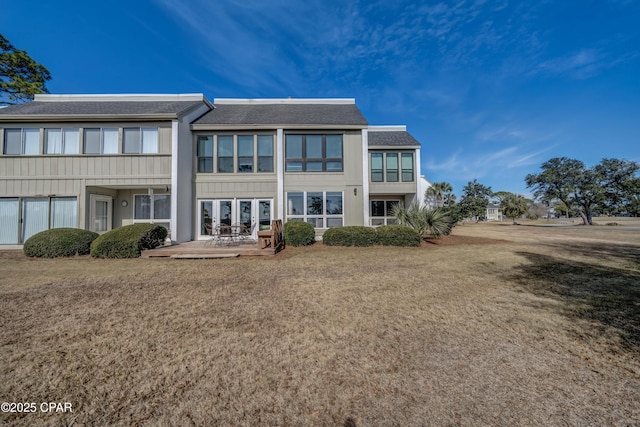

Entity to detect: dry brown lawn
[1,222,639,426]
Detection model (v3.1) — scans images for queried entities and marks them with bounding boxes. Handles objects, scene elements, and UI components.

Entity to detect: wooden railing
[257,219,285,254]
[271,220,284,254]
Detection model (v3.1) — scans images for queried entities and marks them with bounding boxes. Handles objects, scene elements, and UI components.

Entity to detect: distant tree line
[423,157,639,226]
[526,157,640,225]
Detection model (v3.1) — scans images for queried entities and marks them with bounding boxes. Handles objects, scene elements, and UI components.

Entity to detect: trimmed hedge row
[323,225,421,247]
[283,221,315,247]
[90,223,168,258]
[23,228,99,258]
[375,225,422,247]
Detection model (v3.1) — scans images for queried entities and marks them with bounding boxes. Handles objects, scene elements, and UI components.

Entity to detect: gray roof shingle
[193,103,368,126]
[0,100,206,118]
[368,130,421,147]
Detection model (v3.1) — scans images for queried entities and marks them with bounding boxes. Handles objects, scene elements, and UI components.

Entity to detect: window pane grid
[196,134,274,174]
[287,191,343,228]
[134,194,171,221]
[285,134,343,172]
[370,200,401,226]
[371,151,415,182]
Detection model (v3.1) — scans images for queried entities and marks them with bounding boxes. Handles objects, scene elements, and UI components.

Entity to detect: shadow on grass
[509,251,640,355]
[540,240,640,266]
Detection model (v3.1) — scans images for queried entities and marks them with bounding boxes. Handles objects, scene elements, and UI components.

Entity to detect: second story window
[4,128,39,155]
[197,136,213,173]
[386,153,399,182]
[45,128,79,154]
[123,127,158,154]
[196,134,275,174]
[84,128,118,154]
[285,134,343,172]
[257,135,273,172]
[217,136,234,173]
[370,151,415,183]
[371,153,383,182]
[237,135,253,173]
[401,153,414,181]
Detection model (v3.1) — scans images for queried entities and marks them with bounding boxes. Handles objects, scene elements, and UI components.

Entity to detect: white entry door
[90,195,113,233]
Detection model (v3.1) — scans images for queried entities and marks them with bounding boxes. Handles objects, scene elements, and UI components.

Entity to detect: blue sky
[2,0,639,197]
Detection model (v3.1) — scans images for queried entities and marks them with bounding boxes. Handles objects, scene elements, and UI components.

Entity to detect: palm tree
[500,193,530,225]
[425,182,453,208]
[391,201,452,238]
[443,192,456,207]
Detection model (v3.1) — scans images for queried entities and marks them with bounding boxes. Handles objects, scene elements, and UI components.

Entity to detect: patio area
[141,240,276,259]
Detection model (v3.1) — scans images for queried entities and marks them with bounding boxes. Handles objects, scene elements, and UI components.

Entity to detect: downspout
[277,128,284,222]
[170,119,179,243]
[362,129,369,226]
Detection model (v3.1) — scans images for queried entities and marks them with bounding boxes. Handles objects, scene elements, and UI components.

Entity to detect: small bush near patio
[323,226,379,246]
[283,221,315,247]
[375,225,421,247]
[23,228,99,258]
[90,223,168,258]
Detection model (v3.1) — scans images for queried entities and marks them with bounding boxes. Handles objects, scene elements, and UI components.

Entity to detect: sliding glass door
[0,199,19,244]
[0,197,78,244]
[198,198,273,239]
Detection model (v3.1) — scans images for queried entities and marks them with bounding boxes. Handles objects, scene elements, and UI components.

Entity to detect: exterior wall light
[121,200,129,207]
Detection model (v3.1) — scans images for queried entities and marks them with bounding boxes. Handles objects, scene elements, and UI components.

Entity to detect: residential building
[0,94,430,245]
[486,203,503,221]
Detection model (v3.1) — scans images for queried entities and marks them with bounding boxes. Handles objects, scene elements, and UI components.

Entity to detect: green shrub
[90,223,168,258]
[283,221,315,247]
[392,202,452,237]
[375,225,421,247]
[323,226,379,247]
[23,228,99,258]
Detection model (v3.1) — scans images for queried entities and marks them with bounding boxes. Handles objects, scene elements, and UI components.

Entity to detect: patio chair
[237,223,256,243]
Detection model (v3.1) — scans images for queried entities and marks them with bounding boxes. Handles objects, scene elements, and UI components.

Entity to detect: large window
[370,200,401,226]
[371,153,383,182]
[3,128,39,155]
[0,196,77,244]
[197,135,213,173]
[217,136,234,173]
[237,135,253,172]
[285,134,343,172]
[133,194,171,232]
[84,128,118,154]
[369,151,414,182]
[196,134,274,174]
[286,191,343,228]
[45,128,80,154]
[123,127,158,154]
[257,135,273,172]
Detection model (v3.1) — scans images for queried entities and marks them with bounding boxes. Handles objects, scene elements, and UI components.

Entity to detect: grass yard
[1,222,639,426]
